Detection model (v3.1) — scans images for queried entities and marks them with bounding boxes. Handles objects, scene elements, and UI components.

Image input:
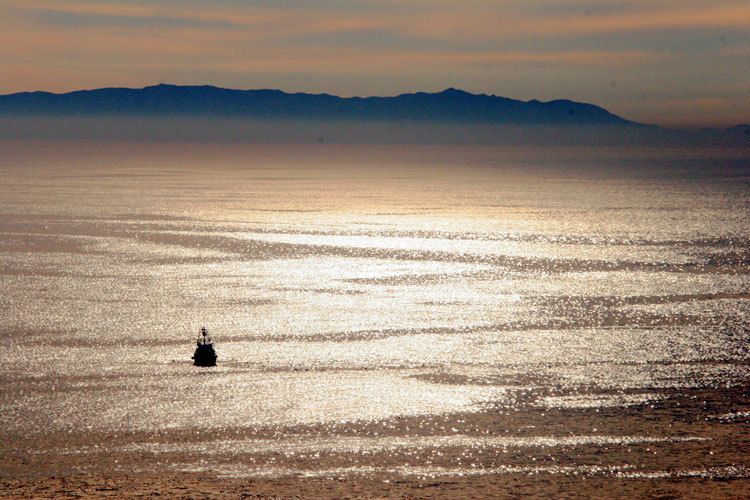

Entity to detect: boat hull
[192,344,217,367]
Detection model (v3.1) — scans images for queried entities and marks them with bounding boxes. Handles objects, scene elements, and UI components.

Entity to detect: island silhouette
[0,84,631,125]
[0,84,746,146]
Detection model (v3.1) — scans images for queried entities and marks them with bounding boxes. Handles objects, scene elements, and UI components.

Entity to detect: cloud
[9,1,750,43]
[31,8,235,29]
[405,3,750,42]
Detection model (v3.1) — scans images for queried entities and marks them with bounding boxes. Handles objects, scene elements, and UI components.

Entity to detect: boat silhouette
[192,327,217,367]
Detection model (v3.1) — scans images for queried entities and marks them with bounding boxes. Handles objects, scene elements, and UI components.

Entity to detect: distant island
[0,84,746,146]
[0,84,631,125]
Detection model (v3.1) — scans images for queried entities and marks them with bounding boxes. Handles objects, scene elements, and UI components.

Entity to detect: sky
[0,0,748,127]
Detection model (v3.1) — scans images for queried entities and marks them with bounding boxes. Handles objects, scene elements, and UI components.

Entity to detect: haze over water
[2,141,749,483]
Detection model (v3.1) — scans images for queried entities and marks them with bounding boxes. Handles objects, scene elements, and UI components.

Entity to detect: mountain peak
[437,87,472,96]
[143,83,177,89]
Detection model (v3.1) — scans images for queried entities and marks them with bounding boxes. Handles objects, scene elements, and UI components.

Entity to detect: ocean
[2,141,749,485]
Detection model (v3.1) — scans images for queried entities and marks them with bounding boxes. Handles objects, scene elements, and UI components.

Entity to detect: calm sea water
[1,142,749,479]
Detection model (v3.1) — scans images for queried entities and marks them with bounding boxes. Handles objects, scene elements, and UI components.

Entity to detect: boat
[192,326,217,367]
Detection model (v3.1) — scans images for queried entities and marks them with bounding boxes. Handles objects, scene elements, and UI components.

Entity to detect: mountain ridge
[0,84,635,126]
